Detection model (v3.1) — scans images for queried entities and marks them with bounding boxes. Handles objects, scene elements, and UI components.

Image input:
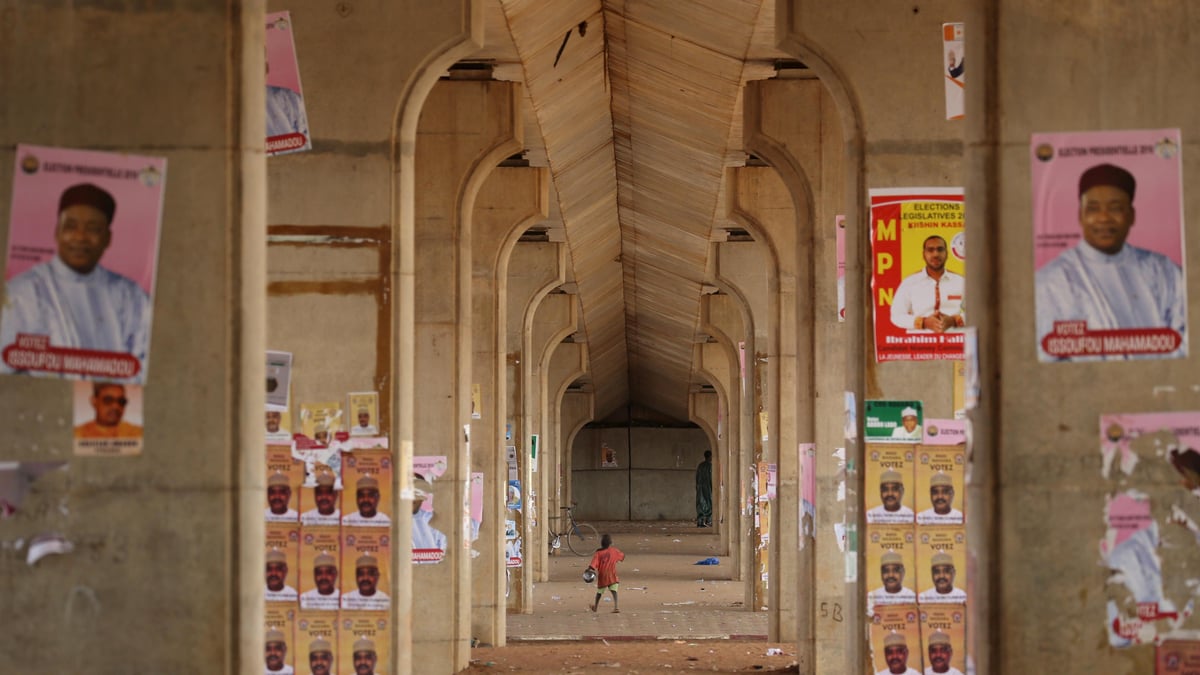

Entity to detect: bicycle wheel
[566,522,600,556]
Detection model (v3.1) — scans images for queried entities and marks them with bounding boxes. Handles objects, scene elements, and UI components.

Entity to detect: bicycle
[548,502,600,556]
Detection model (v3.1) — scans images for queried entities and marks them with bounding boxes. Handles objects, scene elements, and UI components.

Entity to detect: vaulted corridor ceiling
[476,0,791,421]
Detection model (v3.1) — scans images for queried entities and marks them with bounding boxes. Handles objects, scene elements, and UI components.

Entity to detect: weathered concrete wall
[966,2,1200,673]
[572,426,710,521]
[0,3,264,673]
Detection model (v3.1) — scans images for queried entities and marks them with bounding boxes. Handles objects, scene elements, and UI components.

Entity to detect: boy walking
[587,533,625,613]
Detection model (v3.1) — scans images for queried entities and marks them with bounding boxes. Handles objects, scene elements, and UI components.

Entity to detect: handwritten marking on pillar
[820,601,844,622]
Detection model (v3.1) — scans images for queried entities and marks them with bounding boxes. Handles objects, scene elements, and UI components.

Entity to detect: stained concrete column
[545,337,587,520]
[743,75,847,670]
[700,291,749,578]
[413,77,521,673]
[471,166,549,646]
[505,240,566,611]
[966,2,1200,673]
[527,292,577,582]
[0,3,264,672]
[558,389,595,509]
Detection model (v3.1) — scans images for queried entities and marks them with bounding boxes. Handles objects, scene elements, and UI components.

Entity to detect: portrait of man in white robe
[1035,162,1187,361]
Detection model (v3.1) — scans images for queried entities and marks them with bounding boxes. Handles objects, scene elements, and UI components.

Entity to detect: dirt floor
[459,639,800,673]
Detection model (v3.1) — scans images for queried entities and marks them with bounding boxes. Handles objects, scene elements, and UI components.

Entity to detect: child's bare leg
[610,590,619,612]
[590,592,600,612]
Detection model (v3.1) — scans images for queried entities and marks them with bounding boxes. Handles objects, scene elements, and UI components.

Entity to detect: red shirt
[589,546,625,587]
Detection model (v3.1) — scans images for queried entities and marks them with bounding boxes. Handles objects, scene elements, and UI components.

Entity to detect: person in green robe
[695,450,713,527]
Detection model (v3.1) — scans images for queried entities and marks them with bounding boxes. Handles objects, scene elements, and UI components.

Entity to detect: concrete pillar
[701,291,750,578]
[527,292,577,582]
[693,338,735,555]
[0,3,263,672]
[545,338,588,523]
[413,77,521,673]
[742,75,847,670]
[967,2,1200,672]
[470,166,549,646]
[558,389,596,510]
[711,225,773,616]
[778,2,963,672]
[505,240,565,611]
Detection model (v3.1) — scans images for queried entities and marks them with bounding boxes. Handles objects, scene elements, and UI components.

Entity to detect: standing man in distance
[695,450,713,528]
[890,235,965,333]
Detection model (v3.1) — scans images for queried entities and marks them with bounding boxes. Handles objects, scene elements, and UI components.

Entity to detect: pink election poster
[266,11,312,156]
[0,145,166,383]
[1032,129,1187,361]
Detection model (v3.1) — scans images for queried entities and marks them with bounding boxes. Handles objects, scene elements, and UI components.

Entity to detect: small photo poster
[866,400,924,444]
[0,144,166,383]
[601,442,618,468]
[265,522,300,603]
[869,188,966,362]
[920,605,968,674]
[1032,128,1187,361]
[916,525,968,604]
[264,606,296,675]
[347,392,379,436]
[921,418,967,447]
[300,401,343,446]
[295,610,338,675]
[943,22,965,120]
[339,612,390,675]
[266,350,293,410]
[265,444,304,523]
[870,604,923,675]
[298,525,341,611]
[411,455,449,564]
[265,11,312,156]
[265,407,294,443]
[72,380,143,456]
[866,524,917,610]
[342,530,391,611]
[342,448,393,528]
[915,445,966,525]
[865,443,916,524]
[299,461,341,527]
[1157,640,1200,674]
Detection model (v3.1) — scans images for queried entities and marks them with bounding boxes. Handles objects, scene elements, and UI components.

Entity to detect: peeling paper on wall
[834,448,846,502]
[26,532,73,566]
[0,462,67,517]
[1100,412,1200,479]
[1101,490,1196,646]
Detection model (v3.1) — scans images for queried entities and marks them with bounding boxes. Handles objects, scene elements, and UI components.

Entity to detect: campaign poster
[836,214,846,322]
[342,529,391,611]
[1032,129,1187,361]
[601,442,618,468]
[339,613,390,675]
[869,604,923,675]
[915,443,966,525]
[865,443,915,525]
[866,400,924,444]
[341,447,393,528]
[916,525,968,605]
[266,444,304,523]
[412,455,449,564]
[470,472,484,546]
[1157,640,1200,674]
[471,383,482,420]
[921,418,967,447]
[866,524,917,611]
[264,607,296,675]
[72,380,143,456]
[943,23,964,121]
[300,462,341,527]
[266,407,294,444]
[265,522,300,603]
[295,610,337,675]
[0,145,166,383]
[298,525,340,611]
[266,11,312,156]
[504,518,523,568]
[870,188,966,362]
[920,605,968,674]
[300,401,343,446]
[266,350,292,410]
[1100,411,1200,480]
[347,392,379,436]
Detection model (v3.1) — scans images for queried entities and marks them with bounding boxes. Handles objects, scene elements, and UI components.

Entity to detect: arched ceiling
[475,0,790,421]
